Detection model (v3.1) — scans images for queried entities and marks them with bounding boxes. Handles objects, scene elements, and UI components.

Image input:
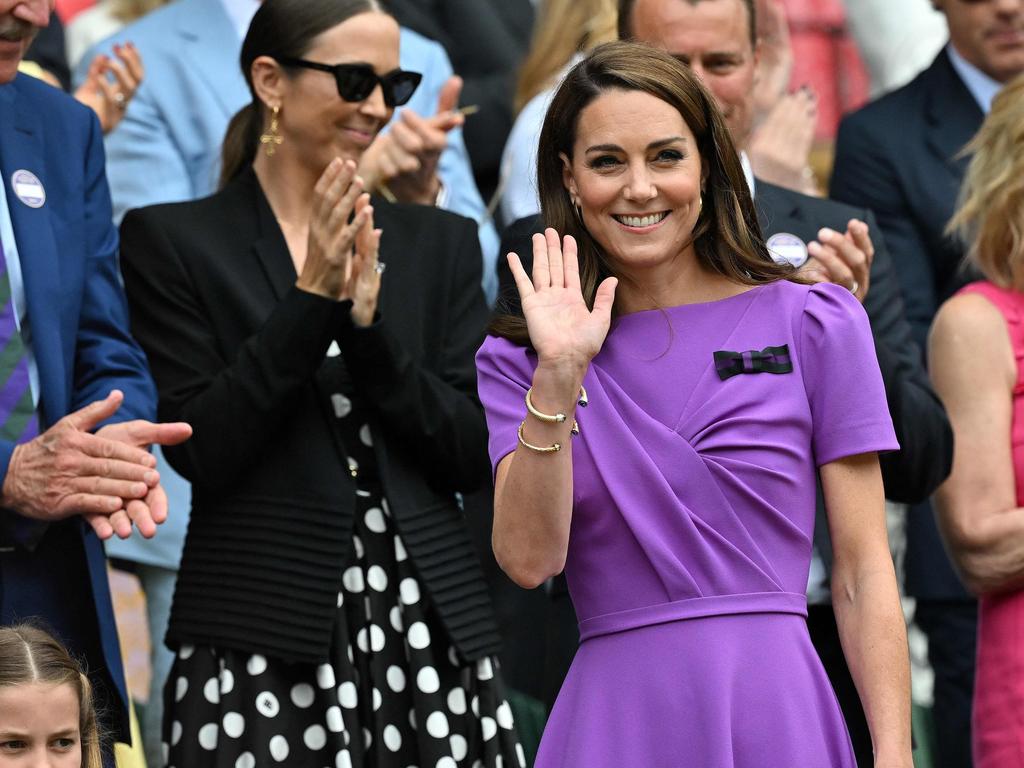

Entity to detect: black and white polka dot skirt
[161,394,524,767]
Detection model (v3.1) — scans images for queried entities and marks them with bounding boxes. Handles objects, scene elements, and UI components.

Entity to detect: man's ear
[251,55,286,111]
[560,152,578,201]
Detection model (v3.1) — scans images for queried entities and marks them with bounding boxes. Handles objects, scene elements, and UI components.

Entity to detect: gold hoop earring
[260,105,283,156]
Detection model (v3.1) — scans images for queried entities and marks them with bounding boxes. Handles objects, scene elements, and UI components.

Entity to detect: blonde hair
[0,625,103,768]
[109,0,171,23]
[948,73,1024,289]
[514,0,618,113]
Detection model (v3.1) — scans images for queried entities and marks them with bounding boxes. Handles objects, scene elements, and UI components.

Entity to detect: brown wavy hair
[490,41,790,345]
[947,72,1024,289]
[0,624,103,767]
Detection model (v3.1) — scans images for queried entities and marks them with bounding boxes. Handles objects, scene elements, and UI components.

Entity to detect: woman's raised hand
[347,195,384,327]
[508,228,617,374]
[297,158,374,301]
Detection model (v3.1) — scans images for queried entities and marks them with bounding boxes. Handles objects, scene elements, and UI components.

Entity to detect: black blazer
[497,184,953,512]
[120,167,501,664]
[830,48,980,602]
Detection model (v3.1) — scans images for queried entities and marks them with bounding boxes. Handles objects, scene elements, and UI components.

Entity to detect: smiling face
[0,682,82,767]
[630,0,758,149]
[0,0,53,84]
[562,88,705,274]
[935,0,1024,83]
[266,11,400,174]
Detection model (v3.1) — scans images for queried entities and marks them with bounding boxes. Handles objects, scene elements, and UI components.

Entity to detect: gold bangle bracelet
[525,385,589,422]
[517,420,561,453]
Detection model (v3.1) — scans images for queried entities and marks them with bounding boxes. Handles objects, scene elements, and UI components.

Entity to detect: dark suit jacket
[385,0,535,204]
[0,74,157,745]
[120,167,501,664]
[831,47,979,601]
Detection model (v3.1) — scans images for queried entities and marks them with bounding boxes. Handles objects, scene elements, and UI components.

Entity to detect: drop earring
[260,105,283,156]
[570,194,584,224]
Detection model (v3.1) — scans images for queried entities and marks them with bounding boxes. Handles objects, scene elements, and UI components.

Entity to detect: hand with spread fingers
[799,218,874,303]
[358,75,465,205]
[297,158,374,301]
[348,194,384,327]
[507,228,618,376]
[1,390,192,541]
[74,41,144,135]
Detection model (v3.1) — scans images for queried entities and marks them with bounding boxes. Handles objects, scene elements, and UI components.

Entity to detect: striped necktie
[0,237,39,444]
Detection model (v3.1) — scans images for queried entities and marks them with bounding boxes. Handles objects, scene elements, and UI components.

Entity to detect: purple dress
[476,281,899,766]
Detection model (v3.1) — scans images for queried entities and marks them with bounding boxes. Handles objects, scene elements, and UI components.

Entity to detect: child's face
[0,681,81,767]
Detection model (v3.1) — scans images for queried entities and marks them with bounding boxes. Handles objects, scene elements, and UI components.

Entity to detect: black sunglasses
[278,58,422,107]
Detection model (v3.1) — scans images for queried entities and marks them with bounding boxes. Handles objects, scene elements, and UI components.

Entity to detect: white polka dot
[516,743,527,767]
[496,701,514,729]
[363,727,372,749]
[382,498,392,516]
[409,708,417,730]
[481,716,497,741]
[222,712,245,738]
[476,657,494,680]
[408,621,431,649]
[347,457,359,475]
[353,535,364,560]
[235,752,255,768]
[290,683,315,708]
[436,758,457,768]
[174,677,188,702]
[347,645,354,664]
[338,681,358,708]
[342,566,364,593]
[390,606,404,632]
[161,742,168,766]
[317,664,336,690]
[471,695,480,717]
[497,755,505,768]
[335,750,353,768]
[356,489,371,497]
[387,665,406,692]
[356,628,369,653]
[178,644,194,660]
[331,393,352,418]
[326,705,344,733]
[399,578,420,605]
[256,691,280,717]
[383,724,402,752]
[326,340,341,357]
[198,722,218,750]
[359,424,373,446]
[426,711,450,738]
[364,507,387,533]
[270,734,289,761]
[337,591,345,607]
[417,667,440,693]
[448,646,460,666]
[394,536,408,561]
[447,687,466,714]
[203,677,220,704]
[171,721,182,746]
[370,624,386,652]
[367,565,388,591]
[220,668,235,695]
[450,734,468,760]
[304,724,327,750]
[373,687,382,711]
[247,654,267,676]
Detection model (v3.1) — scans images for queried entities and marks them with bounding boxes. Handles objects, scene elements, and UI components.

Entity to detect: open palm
[508,228,617,368]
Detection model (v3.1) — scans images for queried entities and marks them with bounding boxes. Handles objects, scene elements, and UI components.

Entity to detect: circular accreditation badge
[766,232,809,268]
[10,170,45,209]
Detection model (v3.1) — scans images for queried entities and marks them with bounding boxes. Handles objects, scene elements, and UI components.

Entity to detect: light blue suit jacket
[0,73,158,741]
[77,0,500,572]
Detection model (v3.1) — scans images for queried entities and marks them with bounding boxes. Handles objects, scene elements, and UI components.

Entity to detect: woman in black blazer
[118,1,522,765]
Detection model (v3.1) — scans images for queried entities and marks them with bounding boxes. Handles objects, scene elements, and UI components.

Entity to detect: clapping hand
[348,194,383,327]
[507,229,618,376]
[74,42,143,135]
[800,219,874,303]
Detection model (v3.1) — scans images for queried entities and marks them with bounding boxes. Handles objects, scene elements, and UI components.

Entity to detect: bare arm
[824,452,912,768]
[492,229,617,588]
[930,293,1024,595]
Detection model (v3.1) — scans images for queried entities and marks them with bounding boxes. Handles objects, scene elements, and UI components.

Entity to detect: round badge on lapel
[10,170,46,209]
[766,232,809,268]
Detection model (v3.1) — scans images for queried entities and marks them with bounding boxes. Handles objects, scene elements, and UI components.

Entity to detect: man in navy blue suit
[0,0,190,760]
[831,2,1024,764]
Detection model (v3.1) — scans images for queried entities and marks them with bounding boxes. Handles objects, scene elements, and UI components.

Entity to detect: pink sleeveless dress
[960,281,1024,767]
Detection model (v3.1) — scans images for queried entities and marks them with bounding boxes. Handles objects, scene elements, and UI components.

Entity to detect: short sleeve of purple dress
[476,280,898,767]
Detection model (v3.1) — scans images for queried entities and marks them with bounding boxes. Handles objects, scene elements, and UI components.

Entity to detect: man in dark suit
[0,0,190,761]
[494,1,953,764]
[831,2,1024,763]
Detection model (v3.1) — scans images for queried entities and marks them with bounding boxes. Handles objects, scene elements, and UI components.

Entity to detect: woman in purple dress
[476,43,913,767]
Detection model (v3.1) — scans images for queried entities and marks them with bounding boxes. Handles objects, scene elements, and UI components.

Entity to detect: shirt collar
[946,42,1002,114]
[740,151,756,199]
[219,0,261,40]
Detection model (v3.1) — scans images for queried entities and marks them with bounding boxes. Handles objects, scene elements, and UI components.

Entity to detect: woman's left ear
[251,55,286,111]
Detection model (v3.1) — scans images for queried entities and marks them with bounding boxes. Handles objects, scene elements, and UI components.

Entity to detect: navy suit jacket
[831,48,980,602]
[0,73,157,742]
